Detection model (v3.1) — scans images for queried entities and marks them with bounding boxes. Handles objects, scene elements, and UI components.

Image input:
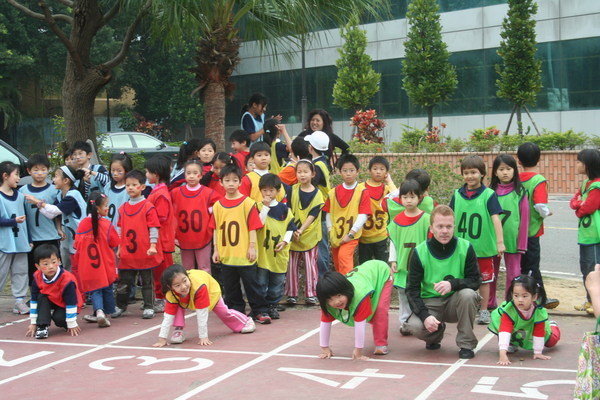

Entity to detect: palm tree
[172,0,390,150]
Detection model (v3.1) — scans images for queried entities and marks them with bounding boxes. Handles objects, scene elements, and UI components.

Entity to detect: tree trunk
[184,123,193,140]
[203,81,226,151]
[426,106,433,133]
[505,104,517,135]
[516,107,523,136]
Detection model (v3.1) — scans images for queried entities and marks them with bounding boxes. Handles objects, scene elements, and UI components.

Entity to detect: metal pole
[106,89,111,132]
[301,34,308,127]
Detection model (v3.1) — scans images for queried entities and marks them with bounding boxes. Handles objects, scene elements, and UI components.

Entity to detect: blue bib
[58,190,87,254]
[19,184,61,241]
[0,191,31,253]
[104,182,130,228]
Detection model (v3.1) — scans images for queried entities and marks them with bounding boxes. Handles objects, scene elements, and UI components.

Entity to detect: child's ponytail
[506,274,548,306]
[87,192,107,241]
[175,138,202,170]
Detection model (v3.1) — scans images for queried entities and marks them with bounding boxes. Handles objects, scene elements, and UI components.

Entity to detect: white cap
[304,131,330,152]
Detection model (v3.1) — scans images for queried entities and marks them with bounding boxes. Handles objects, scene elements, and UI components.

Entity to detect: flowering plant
[471,126,500,141]
[350,109,386,144]
[135,119,172,141]
[425,123,446,143]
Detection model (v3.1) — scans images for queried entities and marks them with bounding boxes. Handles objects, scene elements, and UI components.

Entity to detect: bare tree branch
[56,0,74,7]
[101,1,121,28]
[102,0,152,70]
[6,0,73,24]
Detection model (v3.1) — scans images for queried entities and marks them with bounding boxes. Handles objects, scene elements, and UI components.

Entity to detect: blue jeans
[317,219,330,278]
[90,285,116,314]
[221,264,268,317]
[580,243,600,300]
[257,268,286,308]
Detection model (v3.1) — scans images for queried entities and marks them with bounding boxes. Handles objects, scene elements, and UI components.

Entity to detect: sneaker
[399,323,412,336]
[477,310,491,325]
[13,300,30,315]
[96,310,111,328]
[544,298,560,309]
[305,297,318,305]
[373,346,389,355]
[241,318,256,334]
[276,304,286,312]
[459,348,475,359]
[586,306,595,316]
[142,309,155,319]
[574,301,591,311]
[35,325,49,340]
[507,345,518,353]
[268,307,280,320]
[111,307,125,318]
[286,296,298,305]
[83,314,98,323]
[170,329,186,344]
[154,299,165,313]
[549,320,559,327]
[253,313,272,324]
[426,342,441,350]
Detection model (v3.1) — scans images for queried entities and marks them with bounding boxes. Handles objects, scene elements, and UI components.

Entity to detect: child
[0,161,31,314]
[570,149,600,314]
[449,155,504,325]
[278,136,310,186]
[286,160,324,305]
[256,174,295,319]
[305,130,332,277]
[323,153,372,275]
[170,138,203,191]
[74,192,119,327]
[145,155,177,312]
[229,129,251,174]
[387,179,430,335]
[153,265,255,347]
[63,148,74,168]
[200,152,232,197]
[104,153,133,228]
[489,275,560,365]
[26,166,87,274]
[359,156,394,264]
[112,170,163,319]
[317,260,393,359]
[245,154,255,173]
[71,140,109,198]
[262,119,292,174]
[171,160,220,272]
[489,154,530,309]
[196,138,217,177]
[241,92,269,145]
[384,168,434,222]
[239,142,286,204]
[19,154,61,288]
[210,164,271,324]
[26,244,82,339]
[517,142,558,309]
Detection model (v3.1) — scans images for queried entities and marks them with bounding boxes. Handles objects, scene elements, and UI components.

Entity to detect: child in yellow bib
[240,142,286,204]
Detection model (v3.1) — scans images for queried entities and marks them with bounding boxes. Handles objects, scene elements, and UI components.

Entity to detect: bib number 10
[457,213,482,239]
[219,221,240,247]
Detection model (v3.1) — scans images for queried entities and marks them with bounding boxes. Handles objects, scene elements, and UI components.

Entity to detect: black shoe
[268,308,280,320]
[459,348,475,359]
[426,342,441,350]
[544,298,560,309]
[35,325,49,340]
[276,304,286,311]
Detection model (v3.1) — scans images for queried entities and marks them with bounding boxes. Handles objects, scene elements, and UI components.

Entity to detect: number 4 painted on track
[472,376,576,399]
[277,367,404,390]
[0,349,54,367]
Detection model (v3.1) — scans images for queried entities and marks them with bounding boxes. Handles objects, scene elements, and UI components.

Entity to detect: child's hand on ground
[15,215,26,223]
[25,324,36,337]
[497,351,511,366]
[153,338,169,348]
[247,244,257,263]
[198,337,213,346]
[533,353,551,361]
[275,241,287,252]
[319,347,333,359]
[352,348,369,361]
[68,326,81,336]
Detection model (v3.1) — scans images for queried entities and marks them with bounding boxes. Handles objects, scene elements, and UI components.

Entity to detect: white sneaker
[84,314,98,323]
[96,310,111,328]
[13,300,30,315]
[240,318,256,334]
[477,310,491,325]
[142,309,155,319]
[170,329,186,344]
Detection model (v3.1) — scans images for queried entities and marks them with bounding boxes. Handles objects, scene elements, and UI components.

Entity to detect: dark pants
[90,285,116,314]
[221,264,268,317]
[580,244,600,301]
[358,238,389,265]
[28,239,61,287]
[116,269,154,310]
[36,293,67,328]
[317,220,331,278]
[520,236,545,288]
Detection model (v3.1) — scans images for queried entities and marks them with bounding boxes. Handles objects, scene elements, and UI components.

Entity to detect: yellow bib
[269,141,283,174]
[256,203,294,273]
[214,197,258,266]
[290,185,323,251]
[328,183,366,248]
[360,183,390,244]
[247,171,286,204]
[165,270,221,310]
[314,159,331,200]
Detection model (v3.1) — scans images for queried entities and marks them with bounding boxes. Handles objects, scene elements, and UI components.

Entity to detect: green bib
[325,260,390,327]
[521,174,546,237]
[488,300,551,350]
[452,187,498,257]
[497,189,524,254]
[578,179,600,245]
[414,238,471,298]
[387,212,430,288]
[386,195,435,222]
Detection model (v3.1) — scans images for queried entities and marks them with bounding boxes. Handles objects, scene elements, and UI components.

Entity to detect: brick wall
[355,151,580,195]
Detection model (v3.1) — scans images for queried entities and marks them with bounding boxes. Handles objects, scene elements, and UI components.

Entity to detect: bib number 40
[457,213,482,239]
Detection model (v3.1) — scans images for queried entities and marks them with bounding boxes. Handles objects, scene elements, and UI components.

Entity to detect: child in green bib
[316,260,392,360]
[570,149,600,313]
[489,275,560,366]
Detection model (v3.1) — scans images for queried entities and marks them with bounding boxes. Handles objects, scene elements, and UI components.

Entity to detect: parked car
[0,138,33,186]
[100,132,179,161]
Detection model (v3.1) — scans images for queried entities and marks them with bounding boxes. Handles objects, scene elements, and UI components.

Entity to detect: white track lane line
[414,332,495,400]
[0,317,30,329]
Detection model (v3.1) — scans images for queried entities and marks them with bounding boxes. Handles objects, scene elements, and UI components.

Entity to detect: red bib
[171,185,218,250]
[147,185,176,252]
[73,217,119,292]
[117,200,163,269]
[34,270,83,308]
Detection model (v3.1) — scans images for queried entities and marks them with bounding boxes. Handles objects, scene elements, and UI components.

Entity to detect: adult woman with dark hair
[299,109,349,165]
